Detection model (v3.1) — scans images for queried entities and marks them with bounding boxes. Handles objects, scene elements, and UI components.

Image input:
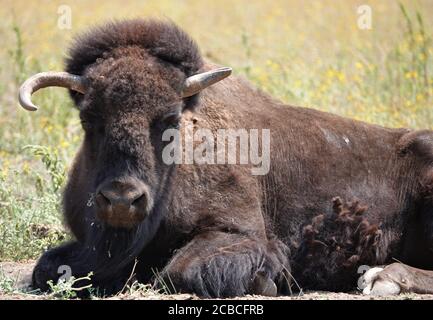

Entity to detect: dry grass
[2,261,433,300]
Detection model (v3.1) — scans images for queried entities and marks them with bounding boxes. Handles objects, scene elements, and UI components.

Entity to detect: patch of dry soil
[1,261,433,300]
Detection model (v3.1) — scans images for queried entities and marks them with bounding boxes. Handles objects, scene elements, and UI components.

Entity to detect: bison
[18,19,433,297]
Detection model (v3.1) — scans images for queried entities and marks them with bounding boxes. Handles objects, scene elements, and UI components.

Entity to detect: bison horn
[182,67,232,98]
[18,71,87,111]
[19,67,232,111]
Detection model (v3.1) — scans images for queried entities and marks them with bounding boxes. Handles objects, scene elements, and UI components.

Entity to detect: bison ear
[182,94,201,112]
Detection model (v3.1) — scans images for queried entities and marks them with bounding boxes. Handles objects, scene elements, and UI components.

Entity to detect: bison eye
[161,113,181,129]
[80,120,93,131]
[81,119,104,135]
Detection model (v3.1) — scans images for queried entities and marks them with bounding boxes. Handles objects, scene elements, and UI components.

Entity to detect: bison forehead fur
[30,19,433,298]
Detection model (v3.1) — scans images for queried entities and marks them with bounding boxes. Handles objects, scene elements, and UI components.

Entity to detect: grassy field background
[0,0,432,296]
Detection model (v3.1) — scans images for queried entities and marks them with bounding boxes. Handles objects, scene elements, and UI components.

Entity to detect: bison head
[18,20,231,234]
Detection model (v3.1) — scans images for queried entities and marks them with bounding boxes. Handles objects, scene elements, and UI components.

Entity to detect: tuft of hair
[292,197,382,291]
[65,19,203,77]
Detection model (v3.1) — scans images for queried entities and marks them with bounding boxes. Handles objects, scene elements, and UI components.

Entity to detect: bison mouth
[97,216,145,229]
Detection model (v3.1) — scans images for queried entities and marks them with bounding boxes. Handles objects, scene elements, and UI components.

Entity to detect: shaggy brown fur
[293,197,382,291]
[31,19,433,297]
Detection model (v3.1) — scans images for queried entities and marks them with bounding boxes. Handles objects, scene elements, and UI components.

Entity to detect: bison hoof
[251,272,277,297]
[360,266,401,296]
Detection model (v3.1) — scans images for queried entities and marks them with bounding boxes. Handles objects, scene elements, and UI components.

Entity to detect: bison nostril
[96,192,111,208]
[131,193,146,208]
[94,180,150,228]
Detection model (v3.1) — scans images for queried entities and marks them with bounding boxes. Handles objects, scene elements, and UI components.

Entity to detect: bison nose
[95,179,150,228]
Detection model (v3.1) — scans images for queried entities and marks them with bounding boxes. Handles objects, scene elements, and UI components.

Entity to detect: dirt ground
[1,261,433,300]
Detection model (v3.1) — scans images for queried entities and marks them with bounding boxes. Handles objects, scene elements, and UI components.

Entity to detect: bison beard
[32,210,164,295]
[32,164,178,296]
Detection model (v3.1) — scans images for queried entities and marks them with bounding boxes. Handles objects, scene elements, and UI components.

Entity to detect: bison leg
[154,231,291,298]
[361,263,433,295]
[32,241,84,291]
[32,241,130,296]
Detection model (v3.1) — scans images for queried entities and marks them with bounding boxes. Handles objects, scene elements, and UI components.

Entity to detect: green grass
[0,1,432,262]
[0,268,17,294]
